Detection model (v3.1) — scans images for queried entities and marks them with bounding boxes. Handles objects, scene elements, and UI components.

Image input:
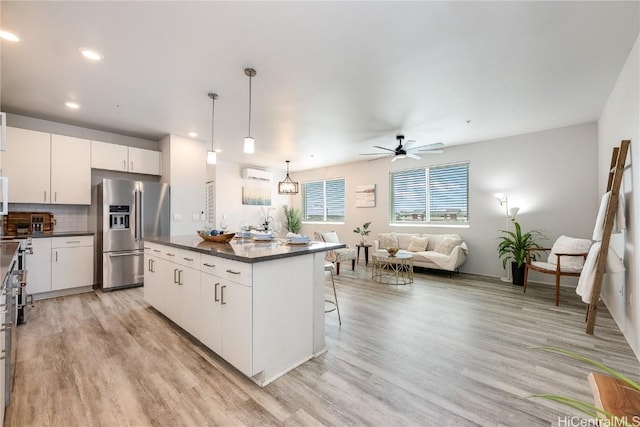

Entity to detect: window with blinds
[389,162,469,224]
[302,178,346,222]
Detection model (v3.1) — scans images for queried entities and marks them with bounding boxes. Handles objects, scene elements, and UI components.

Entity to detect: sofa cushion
[407,236,429,252]
[379,232,399,249]
[547,235,592,270]
[395,233,419,250]
[426,233,462,251]
[434,236,463,255]
[320,231,340,243]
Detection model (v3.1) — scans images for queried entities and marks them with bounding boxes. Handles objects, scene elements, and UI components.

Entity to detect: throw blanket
[592,191,626,241]
[576,242,625,304]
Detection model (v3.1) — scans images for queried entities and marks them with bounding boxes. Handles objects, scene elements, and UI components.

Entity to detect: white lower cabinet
[200,271,222,354]
[28,238,53,294]
[51,237,94,291]
[143,250,163,311]
[27,236,94,295]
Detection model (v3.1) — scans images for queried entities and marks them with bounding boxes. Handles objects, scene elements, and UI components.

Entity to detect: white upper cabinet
[91,140,128,171]
[91,140,161,175]
[51,134,91,204]
[4,127,91,205]
[5,127,51,203]
[128,146,161,175]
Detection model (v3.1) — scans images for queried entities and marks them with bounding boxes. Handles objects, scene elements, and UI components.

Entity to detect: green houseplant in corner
[497,221,544,286]
[283,205,302,234]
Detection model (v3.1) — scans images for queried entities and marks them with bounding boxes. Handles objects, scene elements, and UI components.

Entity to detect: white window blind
[390,162,468,224]
[302,178,346,222]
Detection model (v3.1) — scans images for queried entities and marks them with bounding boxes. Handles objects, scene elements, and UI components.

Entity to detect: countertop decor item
[283,205,301,234]
[197,231,235,243]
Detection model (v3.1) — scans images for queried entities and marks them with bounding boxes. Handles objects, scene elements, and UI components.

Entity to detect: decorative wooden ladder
[586,140,630,335]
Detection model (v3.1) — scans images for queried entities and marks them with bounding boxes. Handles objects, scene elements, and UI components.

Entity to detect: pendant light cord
[248,74,252,137]
[208,93,218,151]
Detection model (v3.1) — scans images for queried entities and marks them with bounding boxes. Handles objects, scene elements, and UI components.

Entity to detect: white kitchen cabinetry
[28,238,53,294]
[91,140,161,175]
[143,244,164,311]
[4,127,50,203]
[50,134,91,204]
[4,127,91,204]
[51,236,94,291]
[128,147,161,175]
[200,269,222,354]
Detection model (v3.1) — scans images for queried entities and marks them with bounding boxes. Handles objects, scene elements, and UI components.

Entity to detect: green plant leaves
[496,222,544,268]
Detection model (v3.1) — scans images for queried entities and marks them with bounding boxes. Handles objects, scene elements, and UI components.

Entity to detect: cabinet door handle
[214,282,220,302]
[44,191,47,202]
[148,259,154,272]
[54,250,58,262]
[226,269,240,275]
[221,285,226,305]
[130,161,134,171]
[203,263,215,268]
[166,253,175,257]
[66,241,81,244]
[153,249,161,253]
[123,160,127,170]
[178,270,183,285]
[173,268,178,283]
[183,257,194,262]
[54,191,57,202]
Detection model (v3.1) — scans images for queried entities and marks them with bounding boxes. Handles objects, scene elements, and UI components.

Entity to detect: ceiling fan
[360,135,444,162]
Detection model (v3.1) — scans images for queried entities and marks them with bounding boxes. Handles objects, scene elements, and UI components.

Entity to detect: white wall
[293,122,599,279]
[159,134,208,235]
[598,34,640,358]
[213,160,292,231]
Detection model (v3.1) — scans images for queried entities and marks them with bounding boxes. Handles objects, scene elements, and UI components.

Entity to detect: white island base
[144,238,335,387]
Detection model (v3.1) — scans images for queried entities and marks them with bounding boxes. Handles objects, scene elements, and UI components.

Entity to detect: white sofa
[373,232,468,273]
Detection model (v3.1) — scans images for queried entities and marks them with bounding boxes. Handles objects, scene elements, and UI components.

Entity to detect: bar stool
[324,262,341,325]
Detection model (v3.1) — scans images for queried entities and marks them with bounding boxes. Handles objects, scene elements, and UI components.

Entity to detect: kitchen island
[143,235,345,386]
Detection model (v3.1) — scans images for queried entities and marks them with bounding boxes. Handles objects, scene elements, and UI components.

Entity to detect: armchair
[314,231,356,275]
[523,235,592,306]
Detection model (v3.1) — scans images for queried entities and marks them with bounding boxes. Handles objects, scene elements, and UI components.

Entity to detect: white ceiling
[1,1,638,171]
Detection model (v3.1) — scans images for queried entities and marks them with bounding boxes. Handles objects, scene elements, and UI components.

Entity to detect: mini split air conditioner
[242,168,273,181]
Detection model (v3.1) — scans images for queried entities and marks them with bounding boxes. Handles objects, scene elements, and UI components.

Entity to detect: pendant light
[244,68,256,154]
[207,93,218,164]
[278,160,299,194]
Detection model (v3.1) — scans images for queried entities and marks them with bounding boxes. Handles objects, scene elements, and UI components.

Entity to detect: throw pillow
[547,235,592,270]
[378,232,398,249]
[321,231,340,243]
[434,237,463,255]
[407,236,429,252]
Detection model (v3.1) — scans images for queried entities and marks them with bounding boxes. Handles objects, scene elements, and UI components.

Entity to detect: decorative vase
[360,235,367,245]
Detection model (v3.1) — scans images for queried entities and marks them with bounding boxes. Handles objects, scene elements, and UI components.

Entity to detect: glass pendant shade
[207,150,217,165]
[244,136,255,154]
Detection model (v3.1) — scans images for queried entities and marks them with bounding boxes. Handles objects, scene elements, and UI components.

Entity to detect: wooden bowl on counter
[197,231,236,243]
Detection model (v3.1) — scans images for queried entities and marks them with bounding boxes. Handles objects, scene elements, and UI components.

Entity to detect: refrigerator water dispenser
[109,205,130,229]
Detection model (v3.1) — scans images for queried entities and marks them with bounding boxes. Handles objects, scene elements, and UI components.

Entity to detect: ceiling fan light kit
[360,134,444,161]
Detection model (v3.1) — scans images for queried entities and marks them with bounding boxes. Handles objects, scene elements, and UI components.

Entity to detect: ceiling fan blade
[390,155,400,162]
[415,142,445,151]
[407,153,421,160]
[403,139,415,149]
[373,145,395,153]
[360,153,389,156]
[420,149,444,154]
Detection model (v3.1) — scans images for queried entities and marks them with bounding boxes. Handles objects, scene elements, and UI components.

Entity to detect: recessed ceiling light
[0,30,20,42]
[188,132,198,138]
[79,47,104,61]
[65,101,80,109]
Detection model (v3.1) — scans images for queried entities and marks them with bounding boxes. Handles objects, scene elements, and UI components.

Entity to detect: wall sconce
[278,160,299,194]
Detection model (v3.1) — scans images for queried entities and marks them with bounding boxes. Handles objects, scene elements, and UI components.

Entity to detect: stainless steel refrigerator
[94,178,170,290]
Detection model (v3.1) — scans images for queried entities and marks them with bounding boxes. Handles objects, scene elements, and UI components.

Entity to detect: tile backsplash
[8,204,89,233]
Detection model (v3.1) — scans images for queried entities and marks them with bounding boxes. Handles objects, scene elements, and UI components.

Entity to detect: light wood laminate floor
[5,267,639,426]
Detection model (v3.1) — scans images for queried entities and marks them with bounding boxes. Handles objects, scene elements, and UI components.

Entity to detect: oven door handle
[108,252,143,258]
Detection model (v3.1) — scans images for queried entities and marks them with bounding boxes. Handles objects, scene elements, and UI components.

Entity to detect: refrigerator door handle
[0,176,8,215]
[135,190,144,240]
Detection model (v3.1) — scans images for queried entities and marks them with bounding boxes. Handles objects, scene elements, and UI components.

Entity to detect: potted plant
[283,205,302,234]
[353,221,372,245]
[497,221,544,285]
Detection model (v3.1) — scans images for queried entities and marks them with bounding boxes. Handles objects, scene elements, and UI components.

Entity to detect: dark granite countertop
[145,235,345,263]
[1,241,19,285]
